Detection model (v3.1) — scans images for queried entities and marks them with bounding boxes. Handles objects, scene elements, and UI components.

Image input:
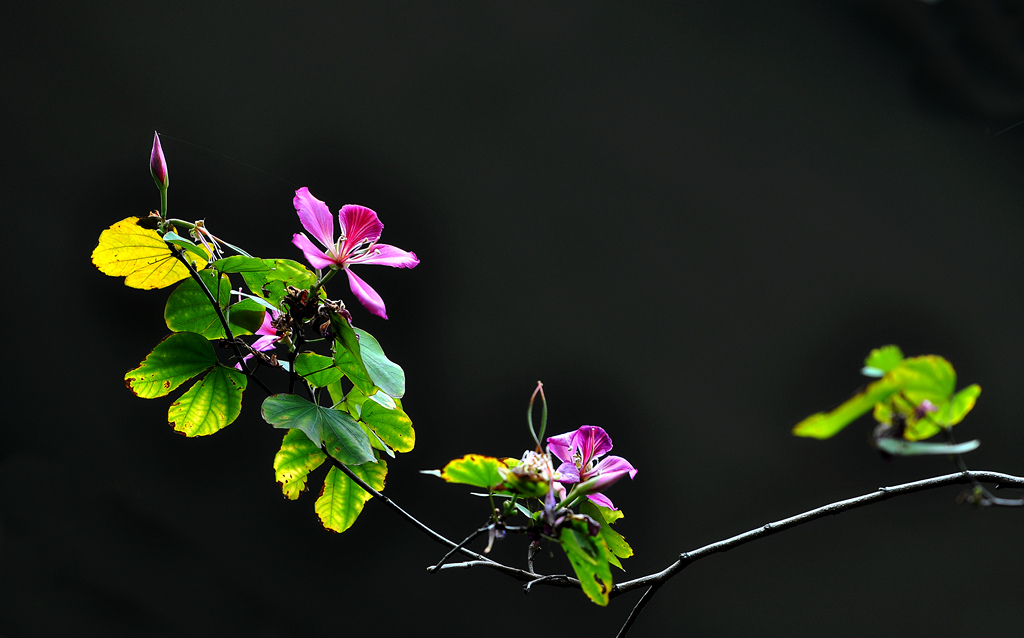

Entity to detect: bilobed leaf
[167,366,247,436]
[125,332,217,398]
[360,401,415,453]
[294,352,343,388]
[274,429,327,500]
[559,519,613,606]
[164,270,264,337]
[92,216,208,289]
[315,457,388,533]
[261,394,374,465]
[438,455,506,489]
[862,345,904,377]
[354,328,405,398]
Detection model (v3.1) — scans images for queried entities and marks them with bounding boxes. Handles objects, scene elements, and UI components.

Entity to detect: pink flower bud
[150,131,168,189]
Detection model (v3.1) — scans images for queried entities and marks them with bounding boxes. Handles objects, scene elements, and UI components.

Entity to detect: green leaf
[862,345,904,377]
[354,328,405,398]
[581,501,633,569]
[164,269,264,337]
[239,259,317,307]
[438,455,507,488]
[360,401,415,453]
[261,394,375,465]
[274,429,327,500]
[934,384,981,428]
[215,255,273,273]
[332,314,374,394]
[125,332,217,398]
[167,365,247,436]
[315,457,388,533]
[294,352,344,388]
[792,377,899,439]
[559,519,613,606]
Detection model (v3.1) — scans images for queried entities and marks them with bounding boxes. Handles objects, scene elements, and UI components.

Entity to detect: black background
[4,2,1024,637]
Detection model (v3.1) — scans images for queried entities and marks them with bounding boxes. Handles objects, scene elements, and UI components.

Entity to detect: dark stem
[427,525,490,573]
[612,470,1024,597]
[171,249,273,395]
[615,584,661,638]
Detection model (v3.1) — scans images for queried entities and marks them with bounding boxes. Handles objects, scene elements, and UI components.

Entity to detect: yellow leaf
[91,216,207,289]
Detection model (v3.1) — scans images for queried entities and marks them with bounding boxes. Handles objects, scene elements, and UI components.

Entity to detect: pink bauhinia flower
[291,187,419,319]
[547,425,637,510]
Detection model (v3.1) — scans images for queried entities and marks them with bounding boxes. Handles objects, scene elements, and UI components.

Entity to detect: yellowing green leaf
[581,501,633,570]
[438,454,507,489]
[792,377,899,439]
[360,401,415,453]
[934,384,981,428]
[274,429,326,500]
[92,217,208,289]
[315,458,387,533]
[167,366,247,436]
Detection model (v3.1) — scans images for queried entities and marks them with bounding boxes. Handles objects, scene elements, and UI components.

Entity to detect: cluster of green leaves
[793,345,981,455]
[94,213,414,534]
[431,454,633,606]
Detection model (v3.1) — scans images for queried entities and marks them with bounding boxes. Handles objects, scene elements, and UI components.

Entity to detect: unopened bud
[150,131,168,189]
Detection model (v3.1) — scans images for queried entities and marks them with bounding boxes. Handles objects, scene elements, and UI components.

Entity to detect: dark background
[3,2,1024,636]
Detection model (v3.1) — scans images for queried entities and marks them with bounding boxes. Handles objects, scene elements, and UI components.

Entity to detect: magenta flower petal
[292,233,338,269]
[294,187,336,248]
[355,244,420,268]
[251,335,277,352]
[585,492,617,510]
[547,432,575,465]
[573,425,614,461]
[554,461,580,484]
[588,456,638,491]
[255,310,276,336]
[339,205,384,253]
[346,268,388,319]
